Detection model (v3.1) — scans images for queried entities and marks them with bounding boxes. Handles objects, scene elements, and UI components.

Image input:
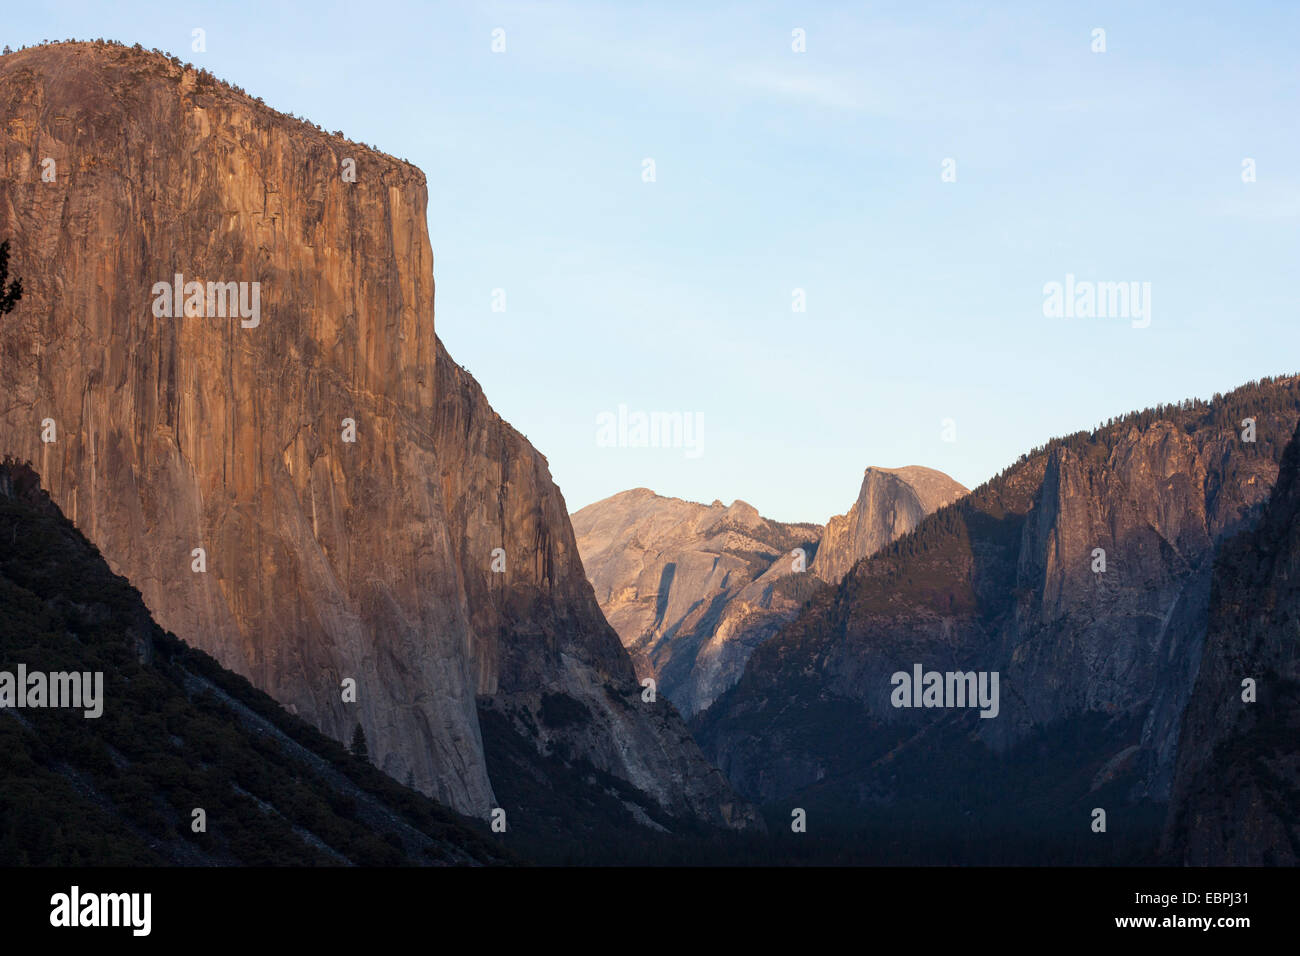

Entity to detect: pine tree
[350,722,368,761]
[0,240,23,316]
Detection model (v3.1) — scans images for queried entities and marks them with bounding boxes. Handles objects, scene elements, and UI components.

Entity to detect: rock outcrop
[811,466,967,583]
[0,41,754,834]
[573,490,823,715]
[694,379,1300,860]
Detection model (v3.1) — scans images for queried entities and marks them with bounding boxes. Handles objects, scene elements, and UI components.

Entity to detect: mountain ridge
[573,464,965,717]
[692,375,1300,862]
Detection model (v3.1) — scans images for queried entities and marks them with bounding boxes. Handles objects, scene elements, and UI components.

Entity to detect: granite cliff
[694,379,1300,860]
[811,466,967,584]
[573,490,823,716]
[1164,420,1300,864]
[0,41,753,836]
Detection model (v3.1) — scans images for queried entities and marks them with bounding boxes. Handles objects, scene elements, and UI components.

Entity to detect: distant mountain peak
[811,465,968,583]
[573,464,964,716]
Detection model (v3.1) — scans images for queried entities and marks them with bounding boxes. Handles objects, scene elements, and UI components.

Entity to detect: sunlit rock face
[574,466,964,717]
[0,42,756,831]
[811,466,968,584]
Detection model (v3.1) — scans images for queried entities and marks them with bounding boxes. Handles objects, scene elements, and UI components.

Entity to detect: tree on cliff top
[0,241,22,316]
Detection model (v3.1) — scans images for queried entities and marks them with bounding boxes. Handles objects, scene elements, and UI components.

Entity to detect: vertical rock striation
[0,41,753,831]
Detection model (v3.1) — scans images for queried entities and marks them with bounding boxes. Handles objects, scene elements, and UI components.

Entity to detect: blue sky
[8,2,1299,522]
